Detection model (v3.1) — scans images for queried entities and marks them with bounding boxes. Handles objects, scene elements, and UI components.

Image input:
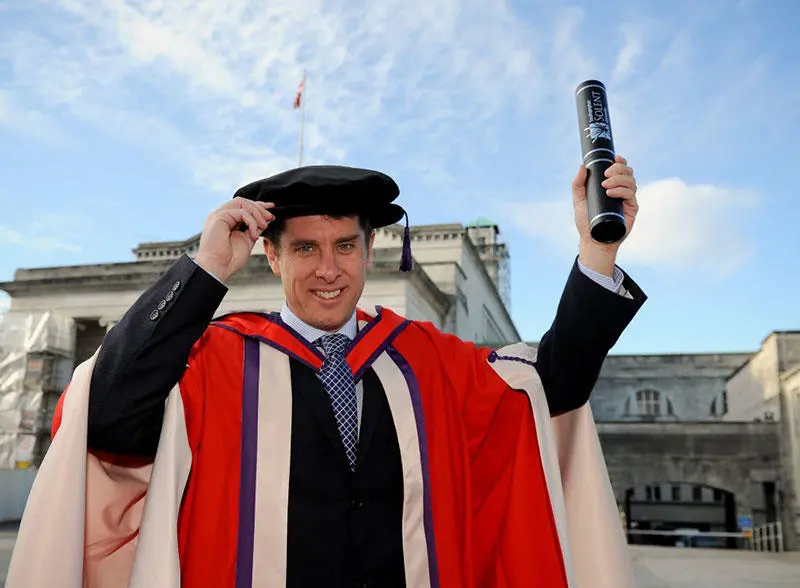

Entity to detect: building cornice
[0,250,452,319]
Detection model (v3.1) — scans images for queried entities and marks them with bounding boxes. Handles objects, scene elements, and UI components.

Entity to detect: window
[711,393,728,417]
[637,389,661,415]
[622,390,675,418]
[692,486,702,502]
[653,486,662,501]
[671,486,681,501]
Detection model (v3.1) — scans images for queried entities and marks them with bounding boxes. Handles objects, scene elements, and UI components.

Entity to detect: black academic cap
[233,165,413,271]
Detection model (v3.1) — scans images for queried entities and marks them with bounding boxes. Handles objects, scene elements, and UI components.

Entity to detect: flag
[294,73,305,109]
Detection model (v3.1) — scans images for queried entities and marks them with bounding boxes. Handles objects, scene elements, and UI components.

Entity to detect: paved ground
[0,525,14,588]
[2,525,799,587]
[632,545,800,587]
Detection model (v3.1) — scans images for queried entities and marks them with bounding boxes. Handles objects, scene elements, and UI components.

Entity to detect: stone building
[1,220,798,550]
[593,334,800,551]
[0,220,517,357]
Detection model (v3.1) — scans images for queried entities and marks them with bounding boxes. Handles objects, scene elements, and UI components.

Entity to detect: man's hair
[264,214,373,251]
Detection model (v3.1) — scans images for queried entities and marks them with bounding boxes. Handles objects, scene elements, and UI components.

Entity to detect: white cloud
[0,0,789,267]
[0,213,85,255]
[504,178,757,277]
[612,28,644,83]
[0,89,68,143]
[1,0,546,194]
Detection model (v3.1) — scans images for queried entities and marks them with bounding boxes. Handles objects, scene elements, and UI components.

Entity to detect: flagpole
[298,70,306,167]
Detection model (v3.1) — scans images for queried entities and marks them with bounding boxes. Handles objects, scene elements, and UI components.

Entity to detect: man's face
[265,215,374,331]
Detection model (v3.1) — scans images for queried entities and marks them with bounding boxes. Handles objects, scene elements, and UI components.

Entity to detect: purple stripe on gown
[236,338,260,588]
[387,347,440,588]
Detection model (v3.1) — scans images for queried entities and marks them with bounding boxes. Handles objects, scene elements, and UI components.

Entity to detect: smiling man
[9,163,645,588]
[263,213,376,333]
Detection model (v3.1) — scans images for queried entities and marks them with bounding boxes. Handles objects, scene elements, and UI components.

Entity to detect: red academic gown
[7,306,636,588]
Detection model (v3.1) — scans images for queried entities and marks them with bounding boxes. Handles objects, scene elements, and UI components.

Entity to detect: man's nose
[315,250,340,281]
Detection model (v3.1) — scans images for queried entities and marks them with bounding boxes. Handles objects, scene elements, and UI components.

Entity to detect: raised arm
[534,154,644,414]
[87,256,227,455]
[533,259,645,415]
[85,197,274,456]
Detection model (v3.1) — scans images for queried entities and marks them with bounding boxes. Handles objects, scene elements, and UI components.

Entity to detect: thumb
[572,164,587,206]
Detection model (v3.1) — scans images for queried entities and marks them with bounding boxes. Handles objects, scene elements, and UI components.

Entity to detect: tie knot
[317,333,351,358]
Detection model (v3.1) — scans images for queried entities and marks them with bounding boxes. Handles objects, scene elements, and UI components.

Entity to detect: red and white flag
[293,73,305,109]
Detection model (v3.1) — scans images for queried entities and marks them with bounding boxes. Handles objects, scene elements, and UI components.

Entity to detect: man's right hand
[194,197,275,282]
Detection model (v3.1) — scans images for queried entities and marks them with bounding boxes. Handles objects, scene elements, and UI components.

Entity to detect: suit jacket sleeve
[86,254,227,456]
[535,257,646,415]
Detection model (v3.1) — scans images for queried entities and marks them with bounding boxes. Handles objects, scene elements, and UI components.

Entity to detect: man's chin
[303,302,353,332]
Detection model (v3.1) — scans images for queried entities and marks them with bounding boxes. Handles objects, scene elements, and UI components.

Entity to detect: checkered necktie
[315,334,358,470]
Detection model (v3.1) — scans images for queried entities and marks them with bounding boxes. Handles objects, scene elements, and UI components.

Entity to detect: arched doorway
[624,482,737,549]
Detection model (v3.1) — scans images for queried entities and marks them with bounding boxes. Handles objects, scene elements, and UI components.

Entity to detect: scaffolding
[465,219,511,311]
[0,311,75,469]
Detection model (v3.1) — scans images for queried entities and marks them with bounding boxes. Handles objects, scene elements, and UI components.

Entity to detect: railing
[626,523,784,553]
[749,522,784,552]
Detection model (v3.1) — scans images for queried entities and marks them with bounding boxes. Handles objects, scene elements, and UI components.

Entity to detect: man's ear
[264,238,281,276]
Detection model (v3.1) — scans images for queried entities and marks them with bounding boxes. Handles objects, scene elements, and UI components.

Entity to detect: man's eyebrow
[336,234,360,243]
[288,238,318,247]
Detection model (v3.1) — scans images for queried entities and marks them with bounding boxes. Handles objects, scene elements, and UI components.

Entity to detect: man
[8,157,644,587]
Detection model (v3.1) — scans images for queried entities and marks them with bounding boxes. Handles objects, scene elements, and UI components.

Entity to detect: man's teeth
[315,290,341,299]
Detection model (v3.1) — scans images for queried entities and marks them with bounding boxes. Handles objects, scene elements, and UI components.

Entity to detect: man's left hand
[572,154,639,274]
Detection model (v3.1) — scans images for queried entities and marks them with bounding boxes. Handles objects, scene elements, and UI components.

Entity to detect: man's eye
[338,242,355,251]
[296,245,314,254]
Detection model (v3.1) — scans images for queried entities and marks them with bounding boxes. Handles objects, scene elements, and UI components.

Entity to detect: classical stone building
[1,220,798,550]
[0,221,517,355]
[594,335,800,551]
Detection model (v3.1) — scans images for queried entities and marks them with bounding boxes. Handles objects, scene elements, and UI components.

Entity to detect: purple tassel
[400,211,412,271]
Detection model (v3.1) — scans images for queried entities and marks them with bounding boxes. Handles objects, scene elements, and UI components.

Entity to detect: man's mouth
[314,289,342,300]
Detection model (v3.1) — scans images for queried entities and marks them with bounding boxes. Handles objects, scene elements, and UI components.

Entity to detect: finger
[239,199,273,231]
[221,197,253,211]
[256,201,276,222]
[249,201,274,228]
[240,211,260,240]
[602,174,637,191]
[604,162,633,177]
[220,209,260,240]
[615,154,628,166]
[572,164,587,205]
[605,186,637,200]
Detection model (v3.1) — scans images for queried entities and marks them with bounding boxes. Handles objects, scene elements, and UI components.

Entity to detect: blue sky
[0,0,797,355]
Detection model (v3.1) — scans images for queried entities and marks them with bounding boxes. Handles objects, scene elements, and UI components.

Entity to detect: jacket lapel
[290,360,352,471]
[355,368,382,467]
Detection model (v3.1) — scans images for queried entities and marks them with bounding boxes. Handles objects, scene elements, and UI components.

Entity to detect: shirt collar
[279,302,358,344]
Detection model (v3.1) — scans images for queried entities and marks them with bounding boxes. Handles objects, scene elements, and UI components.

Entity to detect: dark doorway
[625,482,737,549]
[763,482,777,522]
[73,318,107,368]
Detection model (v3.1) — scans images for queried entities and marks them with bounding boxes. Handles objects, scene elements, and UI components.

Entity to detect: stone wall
[726,336,782,422]
[373,225,519,344]
[598,421,781,531]
[592,353,751,422]
[780,365,800,550]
